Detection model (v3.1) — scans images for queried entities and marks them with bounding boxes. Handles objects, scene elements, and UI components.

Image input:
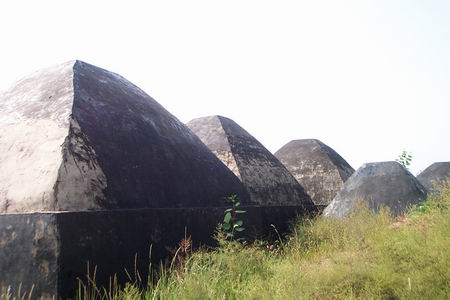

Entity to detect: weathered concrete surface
[0,214,59,299]
[324,161,427,218]
[275,139,354,205]
[187,116,314,207]
[417,162,450,192]
[0,205,315,299]
[0,61,249,212]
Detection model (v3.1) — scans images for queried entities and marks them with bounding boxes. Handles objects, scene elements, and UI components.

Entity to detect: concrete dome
[275,139,354,205]
[417,162,450,192]
[187,115,313,207]
[0,61,249,212]
[324,161,427,218]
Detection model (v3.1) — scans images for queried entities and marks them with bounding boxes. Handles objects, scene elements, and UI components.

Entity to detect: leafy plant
[396,150,412,169]
[222,195,246,240]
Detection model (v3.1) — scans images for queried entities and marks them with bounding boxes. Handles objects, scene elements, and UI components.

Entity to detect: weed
[221,195,246,241]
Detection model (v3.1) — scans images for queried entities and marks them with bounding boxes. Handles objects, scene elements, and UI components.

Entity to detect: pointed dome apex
[73,59,86,64]
[286,139,323,146]
[188,115,232,125]
[72,59,109,69]
[71,59,105,67]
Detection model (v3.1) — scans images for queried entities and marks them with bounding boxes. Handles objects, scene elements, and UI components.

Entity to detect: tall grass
[3,182,449,299]
[75,181,450,300]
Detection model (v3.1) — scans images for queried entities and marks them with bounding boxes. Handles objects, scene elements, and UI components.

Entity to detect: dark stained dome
[0,61,249,212]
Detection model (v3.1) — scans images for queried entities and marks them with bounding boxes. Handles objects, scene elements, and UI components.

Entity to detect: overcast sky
[1,1,449,174]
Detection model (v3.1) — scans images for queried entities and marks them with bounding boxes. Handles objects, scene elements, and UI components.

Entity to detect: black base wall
[0,205,313,299]
[0,213,59,299]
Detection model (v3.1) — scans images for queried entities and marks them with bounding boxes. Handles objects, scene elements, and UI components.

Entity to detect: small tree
[221,195,246,240]
[396,150,412,169]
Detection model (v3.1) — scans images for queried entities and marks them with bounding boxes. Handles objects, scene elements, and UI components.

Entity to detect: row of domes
[187,116,449,217]
[0,61,448,217]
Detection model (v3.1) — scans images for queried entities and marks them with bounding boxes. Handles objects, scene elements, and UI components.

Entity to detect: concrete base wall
[0,205,314,299]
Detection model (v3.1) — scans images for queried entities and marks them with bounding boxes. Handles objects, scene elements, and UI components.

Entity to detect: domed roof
[0,61,249,212]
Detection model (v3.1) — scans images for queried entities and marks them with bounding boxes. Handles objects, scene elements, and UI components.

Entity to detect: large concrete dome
[0,61,249,212]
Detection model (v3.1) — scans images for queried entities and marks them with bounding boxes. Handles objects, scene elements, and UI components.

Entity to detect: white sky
[0,1,449,174]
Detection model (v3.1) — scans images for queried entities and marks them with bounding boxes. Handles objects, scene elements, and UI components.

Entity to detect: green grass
[3,182,450,300]
[76,180,450,300]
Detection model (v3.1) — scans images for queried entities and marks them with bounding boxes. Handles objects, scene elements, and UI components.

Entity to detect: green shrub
[221,195,246,241]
